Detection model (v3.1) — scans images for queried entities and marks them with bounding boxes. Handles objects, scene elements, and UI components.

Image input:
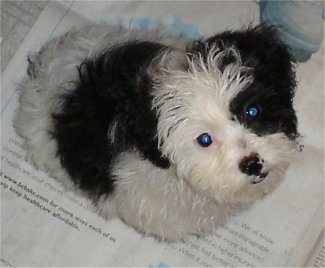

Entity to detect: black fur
[52,41,170,198]
[51,25,298,199]
[191,26,298,139]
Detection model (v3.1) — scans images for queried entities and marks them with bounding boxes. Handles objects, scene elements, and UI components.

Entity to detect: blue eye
[197,133,212,147]
[246,105,260,118]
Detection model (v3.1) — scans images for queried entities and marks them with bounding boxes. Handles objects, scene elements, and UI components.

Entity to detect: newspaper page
[305,230,325,267]
[1,1,324,267]
[1,1,48,72]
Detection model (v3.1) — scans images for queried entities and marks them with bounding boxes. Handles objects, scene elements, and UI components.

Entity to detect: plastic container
[260,0,324,62]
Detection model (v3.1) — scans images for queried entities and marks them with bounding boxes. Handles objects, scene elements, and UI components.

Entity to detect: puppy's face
[153,26,298,204]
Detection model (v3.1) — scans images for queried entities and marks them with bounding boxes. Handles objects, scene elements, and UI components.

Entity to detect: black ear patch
[205,25,298,139]
[206,25,297,96]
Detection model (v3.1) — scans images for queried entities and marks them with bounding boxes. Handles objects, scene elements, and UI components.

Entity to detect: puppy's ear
[205,25,296,66]
[205,25,296,96]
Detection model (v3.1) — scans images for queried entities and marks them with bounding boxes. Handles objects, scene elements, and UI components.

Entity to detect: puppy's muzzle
[239,153,268,184]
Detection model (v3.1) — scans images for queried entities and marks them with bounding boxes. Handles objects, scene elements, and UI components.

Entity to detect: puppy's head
[152,25,298,204]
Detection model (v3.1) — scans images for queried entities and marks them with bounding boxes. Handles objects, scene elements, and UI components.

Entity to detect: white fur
[97,152,246,241]
[153,47,296,204]
[14,25,297,241]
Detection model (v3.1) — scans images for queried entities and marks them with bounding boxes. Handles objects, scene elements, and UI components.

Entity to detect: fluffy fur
[15,24,298,241]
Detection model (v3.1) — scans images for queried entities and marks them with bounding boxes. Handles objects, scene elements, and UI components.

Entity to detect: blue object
[114,16,202,40]
[148,262,170,268]
[168,17,202,40]
[197,133,212,147]
[260,0,324,62]
[247,106,259,118]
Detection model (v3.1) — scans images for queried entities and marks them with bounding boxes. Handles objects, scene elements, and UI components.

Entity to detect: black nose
[239,153,263,176]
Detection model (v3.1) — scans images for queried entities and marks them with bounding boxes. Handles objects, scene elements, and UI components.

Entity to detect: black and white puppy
[15,24,298,241]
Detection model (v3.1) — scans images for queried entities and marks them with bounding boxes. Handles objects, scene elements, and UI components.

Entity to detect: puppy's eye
[246,105,261,119]
[197,133,212,147]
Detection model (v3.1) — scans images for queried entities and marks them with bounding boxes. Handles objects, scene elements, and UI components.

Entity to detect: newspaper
[1,1,324,267]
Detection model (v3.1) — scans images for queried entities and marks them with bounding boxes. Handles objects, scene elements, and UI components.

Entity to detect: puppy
[15,24,298,241]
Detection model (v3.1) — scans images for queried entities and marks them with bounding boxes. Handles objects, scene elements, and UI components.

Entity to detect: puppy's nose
[239,153,263,176]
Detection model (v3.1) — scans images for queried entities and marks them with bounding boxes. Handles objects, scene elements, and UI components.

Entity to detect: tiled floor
[1,0,48,72]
